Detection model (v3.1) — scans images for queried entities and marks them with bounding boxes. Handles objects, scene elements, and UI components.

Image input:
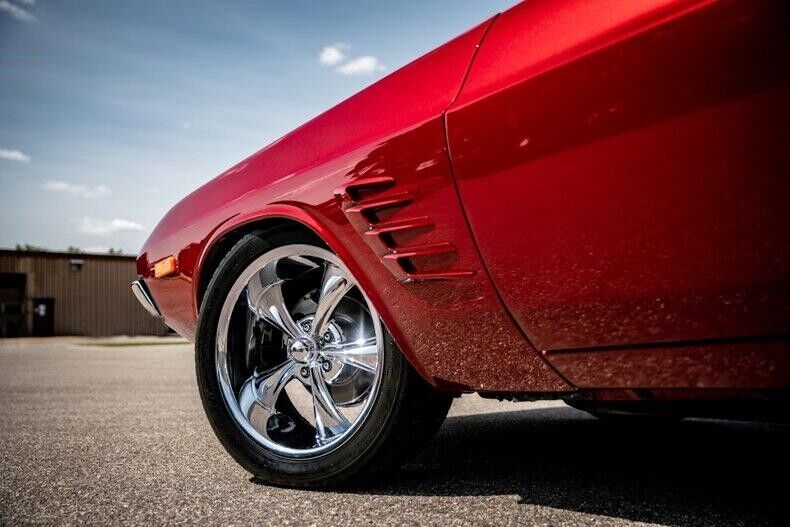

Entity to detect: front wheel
[195,229,452,487]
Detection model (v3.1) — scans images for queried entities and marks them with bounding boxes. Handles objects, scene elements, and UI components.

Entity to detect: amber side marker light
[153,256,178,278]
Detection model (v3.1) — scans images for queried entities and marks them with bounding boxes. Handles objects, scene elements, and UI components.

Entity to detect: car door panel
[446,0,790,353]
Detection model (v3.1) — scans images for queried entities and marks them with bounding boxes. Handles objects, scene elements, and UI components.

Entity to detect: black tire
[195,227,452,488]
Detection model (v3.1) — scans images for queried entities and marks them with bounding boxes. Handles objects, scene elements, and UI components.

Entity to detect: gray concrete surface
[0,337,786,526]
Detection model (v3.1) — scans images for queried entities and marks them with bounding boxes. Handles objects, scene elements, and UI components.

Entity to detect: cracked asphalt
[1,337,787,526]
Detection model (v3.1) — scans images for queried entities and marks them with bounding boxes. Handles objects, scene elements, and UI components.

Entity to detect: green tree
[15,243,48,251]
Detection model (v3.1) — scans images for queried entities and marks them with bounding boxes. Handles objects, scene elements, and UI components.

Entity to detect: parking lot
[0,338,786,526]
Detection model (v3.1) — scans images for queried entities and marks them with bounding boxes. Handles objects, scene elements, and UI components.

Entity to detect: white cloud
[319,43,385,76]
[0,0,38,23]
[0,148,31,162]
[78,217,145,235]
[336,56,385,76]
[43,180,110,199]
[319,45,346,66]
[17,0,35,5]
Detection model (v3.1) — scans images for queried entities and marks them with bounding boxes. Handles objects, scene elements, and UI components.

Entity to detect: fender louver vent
[336,177,474,282]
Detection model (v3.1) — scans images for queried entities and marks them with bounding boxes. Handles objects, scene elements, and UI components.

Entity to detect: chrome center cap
[288,338,316,363]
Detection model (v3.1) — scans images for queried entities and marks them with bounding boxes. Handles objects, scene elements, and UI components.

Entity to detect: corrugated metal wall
[0,251,169,336]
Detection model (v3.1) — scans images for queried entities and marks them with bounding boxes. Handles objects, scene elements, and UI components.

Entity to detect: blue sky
[0,0,514,254]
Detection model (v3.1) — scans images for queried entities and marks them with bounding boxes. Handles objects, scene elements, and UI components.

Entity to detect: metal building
[0,249,169,337]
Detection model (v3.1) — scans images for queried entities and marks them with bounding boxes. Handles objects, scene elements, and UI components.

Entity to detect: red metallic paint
[547,337,790,389]
[137,19,570,393]
[138,0,789,396]
[446,0,790,386]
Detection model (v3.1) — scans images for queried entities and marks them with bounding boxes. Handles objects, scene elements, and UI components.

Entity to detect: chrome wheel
[215,244,383,458]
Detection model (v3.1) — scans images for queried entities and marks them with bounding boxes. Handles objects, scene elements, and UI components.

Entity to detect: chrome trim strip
[131,279,162,318]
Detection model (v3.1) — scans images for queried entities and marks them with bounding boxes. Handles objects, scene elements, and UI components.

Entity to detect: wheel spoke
[322,343,378,374]
[309,365,349,444]
[246,268,304,339]
[335,354,376,374]
[323,337,377,352]
[286,255,320,269]
[311,263,354,340]
[237,360,297,432]
[217,246,384,456]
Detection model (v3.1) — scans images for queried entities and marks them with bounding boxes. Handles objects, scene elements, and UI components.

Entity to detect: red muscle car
[132,0,790,487]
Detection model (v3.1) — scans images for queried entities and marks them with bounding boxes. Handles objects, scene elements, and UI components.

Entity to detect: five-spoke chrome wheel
[215,245,383,458]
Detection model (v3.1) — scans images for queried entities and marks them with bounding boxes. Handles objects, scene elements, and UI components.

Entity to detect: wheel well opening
[196,218,324,312]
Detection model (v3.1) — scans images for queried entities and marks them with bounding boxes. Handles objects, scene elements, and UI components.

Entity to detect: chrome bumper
[131,279,162,318]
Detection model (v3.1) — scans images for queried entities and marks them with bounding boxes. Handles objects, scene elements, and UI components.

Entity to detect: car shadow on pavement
[360,406,788,526]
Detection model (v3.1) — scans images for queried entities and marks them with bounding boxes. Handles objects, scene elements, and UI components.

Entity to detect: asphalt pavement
[0,337,786,526]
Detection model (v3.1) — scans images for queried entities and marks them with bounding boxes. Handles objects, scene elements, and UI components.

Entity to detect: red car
[133,0,790,487]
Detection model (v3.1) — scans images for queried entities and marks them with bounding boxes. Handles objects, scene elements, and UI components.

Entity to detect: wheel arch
[193,203,440,388]
[195,207,327,314]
